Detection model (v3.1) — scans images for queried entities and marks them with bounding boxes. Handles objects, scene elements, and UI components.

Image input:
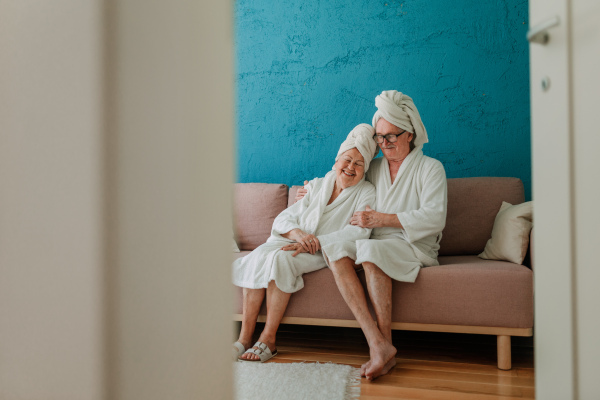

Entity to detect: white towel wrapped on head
[372,90,429,148]
[335,123,377,172]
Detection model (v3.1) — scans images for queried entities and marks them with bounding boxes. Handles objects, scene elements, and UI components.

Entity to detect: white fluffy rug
[234,361,361,400]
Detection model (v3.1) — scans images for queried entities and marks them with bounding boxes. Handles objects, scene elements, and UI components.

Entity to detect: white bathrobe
[329,146,447,282]
[232,171,376,293]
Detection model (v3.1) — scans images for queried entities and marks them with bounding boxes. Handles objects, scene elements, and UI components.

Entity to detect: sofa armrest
[234,183,289,250]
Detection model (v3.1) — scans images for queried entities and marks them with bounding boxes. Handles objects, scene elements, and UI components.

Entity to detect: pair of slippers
[232,341,278,363]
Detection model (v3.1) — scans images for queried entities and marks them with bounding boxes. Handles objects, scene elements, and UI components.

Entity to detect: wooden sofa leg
[497,335,512,370]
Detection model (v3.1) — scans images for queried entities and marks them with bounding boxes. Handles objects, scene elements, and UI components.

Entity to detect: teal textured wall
[236,0,531,199]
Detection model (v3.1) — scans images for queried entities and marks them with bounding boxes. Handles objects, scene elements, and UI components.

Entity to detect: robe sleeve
[316,184,376,247]
[396,160,447,243]
[270,180,314,237]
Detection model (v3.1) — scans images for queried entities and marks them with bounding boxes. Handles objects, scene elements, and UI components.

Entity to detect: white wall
[0,1,234,399]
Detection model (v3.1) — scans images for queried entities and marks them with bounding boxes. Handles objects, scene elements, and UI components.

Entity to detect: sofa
[233,177,533,370]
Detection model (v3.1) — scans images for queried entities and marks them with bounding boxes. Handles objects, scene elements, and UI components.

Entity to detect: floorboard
[235,323,534,400]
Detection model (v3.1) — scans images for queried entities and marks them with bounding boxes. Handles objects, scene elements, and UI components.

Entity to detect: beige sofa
[233,177,533,370]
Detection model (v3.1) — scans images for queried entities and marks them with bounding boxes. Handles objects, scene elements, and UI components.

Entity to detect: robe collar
[380,145,424,194]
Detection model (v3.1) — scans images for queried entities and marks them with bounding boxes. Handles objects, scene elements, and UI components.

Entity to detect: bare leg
[240,280,291,360]
[329,257,396,380]
[237,288,265,353]
[360,262,396,377]
[363,262,393,341]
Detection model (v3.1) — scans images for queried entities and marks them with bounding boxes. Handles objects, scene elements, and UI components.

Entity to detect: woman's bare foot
[365,340,397,381]
[238,335,277,361]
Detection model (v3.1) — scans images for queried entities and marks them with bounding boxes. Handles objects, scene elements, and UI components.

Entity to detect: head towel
[335,124,377,172]
[372,90,429,148]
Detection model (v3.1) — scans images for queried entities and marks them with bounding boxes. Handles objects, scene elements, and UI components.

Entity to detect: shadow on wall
[235,0,531,200]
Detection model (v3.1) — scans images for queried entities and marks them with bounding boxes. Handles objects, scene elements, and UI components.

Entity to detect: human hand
[349,206,384,228]
[281,243,309,257]
[288,229,320,254]
[294,181,309,203]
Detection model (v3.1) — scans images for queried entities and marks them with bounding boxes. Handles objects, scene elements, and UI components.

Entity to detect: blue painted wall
[235,0,531,200]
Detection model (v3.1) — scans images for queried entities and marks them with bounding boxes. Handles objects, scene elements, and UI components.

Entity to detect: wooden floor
[238,323,534,400]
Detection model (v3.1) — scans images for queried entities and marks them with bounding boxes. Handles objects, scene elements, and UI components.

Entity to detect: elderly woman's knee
[271,261,294,277]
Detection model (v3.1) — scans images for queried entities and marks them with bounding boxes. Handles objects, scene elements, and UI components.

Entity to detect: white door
[570,0,600,398]
[530,0,600,398]
[530,0,575,397]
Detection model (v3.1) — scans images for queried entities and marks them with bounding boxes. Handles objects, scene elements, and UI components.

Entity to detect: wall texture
[236,0,531,199]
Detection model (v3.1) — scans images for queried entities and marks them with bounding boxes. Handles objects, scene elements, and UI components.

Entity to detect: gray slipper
[232,341,246,361]
[239,341,278,363]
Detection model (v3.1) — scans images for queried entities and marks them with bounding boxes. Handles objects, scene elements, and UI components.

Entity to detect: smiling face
[334,148,365,189]
[375,118,414,162]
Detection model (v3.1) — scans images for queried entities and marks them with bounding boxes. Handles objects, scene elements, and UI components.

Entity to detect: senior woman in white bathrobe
[296,90,447,380]
[232,124,378,362]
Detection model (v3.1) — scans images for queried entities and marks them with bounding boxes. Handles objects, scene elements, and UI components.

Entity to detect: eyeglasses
[373,130,407,144]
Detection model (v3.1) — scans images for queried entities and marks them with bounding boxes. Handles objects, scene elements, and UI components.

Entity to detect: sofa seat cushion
[233,251,357,319]
[392,256,533,328]
[233,266,359,320]
[233,254,532,329]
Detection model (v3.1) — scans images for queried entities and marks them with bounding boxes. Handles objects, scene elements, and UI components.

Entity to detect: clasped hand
[349,205,382,228]
[281,228,320,257]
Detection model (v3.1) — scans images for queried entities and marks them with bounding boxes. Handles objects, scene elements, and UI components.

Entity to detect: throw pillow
[478,201,533,264]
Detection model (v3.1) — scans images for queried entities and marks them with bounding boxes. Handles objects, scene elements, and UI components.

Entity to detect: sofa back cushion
[234,183,289,250]
[291,178,524,255]
[439,177,525,255]
[292,178,524,256]
[288,186,301,208]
